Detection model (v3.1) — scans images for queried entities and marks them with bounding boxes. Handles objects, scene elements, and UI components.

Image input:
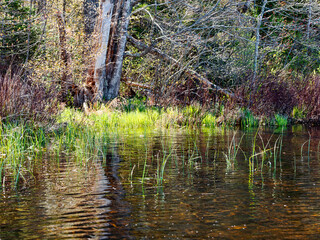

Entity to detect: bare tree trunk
[307,0,312,39]
[93,0,114,101]
[106,0,131,100]
[252,0,267,84]
[93,0,132,102]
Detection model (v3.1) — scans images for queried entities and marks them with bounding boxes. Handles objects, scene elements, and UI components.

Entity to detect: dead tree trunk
[93,0,132,102]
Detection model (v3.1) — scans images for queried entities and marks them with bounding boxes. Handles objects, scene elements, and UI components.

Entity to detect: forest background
[1,0,320,125]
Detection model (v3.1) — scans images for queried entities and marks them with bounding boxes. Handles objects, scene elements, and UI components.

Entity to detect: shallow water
[1,127,320,239]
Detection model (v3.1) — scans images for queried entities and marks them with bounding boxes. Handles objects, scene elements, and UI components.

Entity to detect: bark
[127,35,233,97]
[106,0,131,100]
[93,0,113,101]
[307,0,312,39]
[124,80,151,90]
[93,0,132,102]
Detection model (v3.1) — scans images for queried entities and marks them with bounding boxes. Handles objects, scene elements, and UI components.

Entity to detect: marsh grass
[301,132,311,164]
[241,109,258,128]
[246,129,284,175]
[224,132,244,170]
[274,114,288,128]
[0,123,48,188]
[0,104,297,189]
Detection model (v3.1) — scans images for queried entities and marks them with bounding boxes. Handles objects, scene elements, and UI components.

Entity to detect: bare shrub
[296,76,320,119]
[0,74,59,122]
[235,75,297,116]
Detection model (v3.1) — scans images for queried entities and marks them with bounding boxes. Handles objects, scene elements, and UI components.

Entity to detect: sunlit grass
[274,114,288,128]
[0,104,298,189]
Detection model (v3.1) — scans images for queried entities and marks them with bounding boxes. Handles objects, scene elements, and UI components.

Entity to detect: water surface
[1,127,320,239]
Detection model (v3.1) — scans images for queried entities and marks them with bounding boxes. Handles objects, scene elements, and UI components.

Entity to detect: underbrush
[0,74,58,123]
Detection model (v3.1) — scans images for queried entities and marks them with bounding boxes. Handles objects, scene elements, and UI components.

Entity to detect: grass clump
[0,123,48,188]
[202,113,216,127]
[292,106,306,120]
[241,109,258,128]
[274,114,288,128]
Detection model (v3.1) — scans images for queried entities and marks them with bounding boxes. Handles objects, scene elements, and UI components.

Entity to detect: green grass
[0,104,294,189]
[274,114,288,128]
[224,132,244,171]
[292,106,306,119]
[0,123,48,188]
[241,109,258,128]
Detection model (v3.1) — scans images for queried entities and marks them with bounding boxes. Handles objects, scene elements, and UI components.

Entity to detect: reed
[300,132,311,164]
[224,132,244,170]
[247,130,283,175]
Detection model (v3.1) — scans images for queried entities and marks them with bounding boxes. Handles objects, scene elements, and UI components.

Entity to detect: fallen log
[124,80,151,90]
[126,35,234,98]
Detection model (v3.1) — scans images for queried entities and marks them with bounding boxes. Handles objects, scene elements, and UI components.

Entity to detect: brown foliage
[235,75,297,116]
[161,76,215,106]
[0,74,59,122]
[296,76,320,119]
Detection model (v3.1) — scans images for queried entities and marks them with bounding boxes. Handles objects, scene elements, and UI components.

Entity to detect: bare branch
[127,35,234,97]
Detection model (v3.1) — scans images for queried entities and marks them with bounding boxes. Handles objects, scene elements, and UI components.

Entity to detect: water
[1,127,320,239]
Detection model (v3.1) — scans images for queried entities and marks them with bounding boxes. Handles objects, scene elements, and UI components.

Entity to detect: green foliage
[274,114,288,128]
[202,113,216,127]
[122,96,147,112]
[241,109,258,128]
[0,0,41,68]
[292,106,306,119]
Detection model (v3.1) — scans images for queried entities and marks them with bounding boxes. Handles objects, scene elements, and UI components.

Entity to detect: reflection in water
[0,149,132,239]
[1,128,320,239]
[117,129,320,239]
[41,159,112,239]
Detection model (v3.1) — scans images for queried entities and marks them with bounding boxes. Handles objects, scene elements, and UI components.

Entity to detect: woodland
[1,0,320,123]
[2,2,320,237]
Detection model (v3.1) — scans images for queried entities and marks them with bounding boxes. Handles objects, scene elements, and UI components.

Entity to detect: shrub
[236,75,297,117]
[0,74,58,122]
[296,76,320,119]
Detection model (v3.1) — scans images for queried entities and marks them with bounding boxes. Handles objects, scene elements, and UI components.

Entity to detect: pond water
[1,126,320,239]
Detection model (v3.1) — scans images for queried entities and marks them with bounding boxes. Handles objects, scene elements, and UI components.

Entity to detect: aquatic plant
[241,109,258,128]
[224,132,244,170]
[301,132,311,164]
[202,113,216,127]
[247,130,283,175]
[274,114,288,128]
[0,123,48,187]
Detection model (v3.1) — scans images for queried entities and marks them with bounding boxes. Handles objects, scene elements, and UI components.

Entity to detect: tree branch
[126,35,234,97]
